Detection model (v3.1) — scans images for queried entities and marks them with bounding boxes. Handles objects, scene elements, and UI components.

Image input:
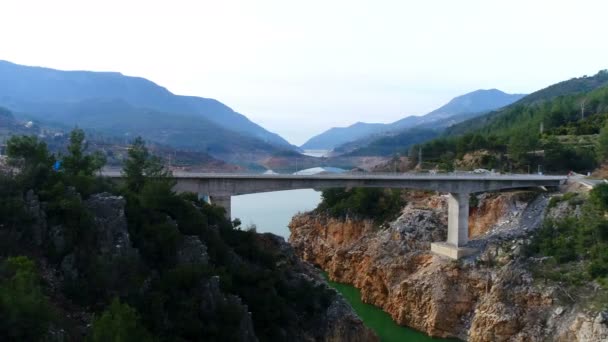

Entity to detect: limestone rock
[25,189,47,246]
[50,225,68,256]
[322,296,379,342]
[177,236,209,266]
[289,190,607,341]
[60,253,78,281]
[84,192,133,257]
[200,276,258,342]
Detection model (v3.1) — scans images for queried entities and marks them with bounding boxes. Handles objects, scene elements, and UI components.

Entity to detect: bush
[318,188,404,223]
[529,185,608,280]
[0,256,54,341]
[89,298,152,342]
[6,135,55,190]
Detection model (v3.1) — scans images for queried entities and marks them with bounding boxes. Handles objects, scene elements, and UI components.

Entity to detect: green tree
[62,128,106,177]
[0,256,54,341]
[89,298,152,342]
[508,129,539,166]
[598,122,608,162]
[6,135,54,189]
[123,137,171,193]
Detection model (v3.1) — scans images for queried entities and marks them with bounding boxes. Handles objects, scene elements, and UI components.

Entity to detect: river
[231,189,458,341]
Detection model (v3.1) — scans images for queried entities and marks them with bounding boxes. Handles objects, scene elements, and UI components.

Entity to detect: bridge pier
[210,195,232,220]
[431,192,476,259]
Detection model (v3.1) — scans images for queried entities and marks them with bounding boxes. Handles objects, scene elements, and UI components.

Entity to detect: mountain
[0,60,295,162]
[393,89,526,129]
[300,122,386,150]
[0,106,239,171]
[409,69,608,173]
[300,89,525,151]
[445,70,608,137]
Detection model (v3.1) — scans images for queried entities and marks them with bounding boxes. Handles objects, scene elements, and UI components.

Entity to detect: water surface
[302,149,330,157]
[325,275,460,342]
[231,189,321,238]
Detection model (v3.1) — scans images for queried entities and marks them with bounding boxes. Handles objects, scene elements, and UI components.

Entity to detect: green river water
[324,274,459,342]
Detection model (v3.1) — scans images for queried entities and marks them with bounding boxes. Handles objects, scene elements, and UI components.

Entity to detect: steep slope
[0,60,294,152]
[300,89,525,151]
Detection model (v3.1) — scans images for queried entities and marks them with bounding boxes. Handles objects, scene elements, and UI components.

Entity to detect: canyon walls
[289,191,608,341]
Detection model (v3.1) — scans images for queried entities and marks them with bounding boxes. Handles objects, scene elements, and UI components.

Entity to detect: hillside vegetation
[407,70,608,173]
[0,130,348,341]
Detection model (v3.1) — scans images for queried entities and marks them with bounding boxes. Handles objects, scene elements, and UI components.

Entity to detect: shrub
[0,256,54,341]
[318,188,404,223]
[89,298,152,342]
[529,185,608,280]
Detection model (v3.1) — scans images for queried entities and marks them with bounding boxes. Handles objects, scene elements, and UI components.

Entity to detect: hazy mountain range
[300,89,526,151]
[0,60,532,166]
[0,60,295,163]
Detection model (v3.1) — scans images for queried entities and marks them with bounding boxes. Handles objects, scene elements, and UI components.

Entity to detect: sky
[1,0,607,145]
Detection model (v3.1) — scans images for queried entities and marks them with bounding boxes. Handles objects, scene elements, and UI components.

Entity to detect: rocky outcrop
[289,191,608,341]
[25,189,47,246]
[255,233,378,341]
[85,192,134,257]
[177,236,209,265]
[200,276,258,342]
[21,189,375,341]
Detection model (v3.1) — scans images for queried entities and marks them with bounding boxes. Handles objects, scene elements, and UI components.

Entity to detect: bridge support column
[210,195,232,220]
[447,192,469,247]
[431,192,476,259]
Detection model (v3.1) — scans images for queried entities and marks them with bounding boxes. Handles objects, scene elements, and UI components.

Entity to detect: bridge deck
[102,170,566,182]
[101,170,566,259]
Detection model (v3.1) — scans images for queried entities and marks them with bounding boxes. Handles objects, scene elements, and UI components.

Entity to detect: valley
[2,60,608,341]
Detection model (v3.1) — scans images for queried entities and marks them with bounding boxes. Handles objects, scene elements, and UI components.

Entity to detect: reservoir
[231,189,459,341]
[232,189,321,238]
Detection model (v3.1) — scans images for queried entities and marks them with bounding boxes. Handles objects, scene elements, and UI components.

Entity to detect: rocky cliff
[19,190,376,341]
[289,191,608,341]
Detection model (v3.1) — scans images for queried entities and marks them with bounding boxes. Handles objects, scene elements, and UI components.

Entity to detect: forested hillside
[404,70,608,173]
[446,70,608,137]
[0,130,371,341]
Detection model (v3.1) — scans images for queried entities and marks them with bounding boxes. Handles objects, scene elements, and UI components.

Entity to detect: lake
[302,149,330,158]
[231,189,459,341]
[231,189,321,238]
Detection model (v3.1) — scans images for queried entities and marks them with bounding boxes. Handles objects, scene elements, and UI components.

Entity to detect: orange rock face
[289,191,608,341]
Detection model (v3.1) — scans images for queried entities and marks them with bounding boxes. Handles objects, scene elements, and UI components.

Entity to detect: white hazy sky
[1,0,607,145]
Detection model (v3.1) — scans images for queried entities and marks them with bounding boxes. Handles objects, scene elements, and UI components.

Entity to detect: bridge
[102,171,566,259]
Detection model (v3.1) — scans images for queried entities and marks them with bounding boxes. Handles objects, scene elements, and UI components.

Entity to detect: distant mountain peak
[300,88,525,151]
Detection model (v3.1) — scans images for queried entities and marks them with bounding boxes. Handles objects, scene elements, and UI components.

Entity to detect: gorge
[289,189,608,341]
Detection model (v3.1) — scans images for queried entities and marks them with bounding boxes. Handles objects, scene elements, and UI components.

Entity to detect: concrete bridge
[102,171,566,259]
